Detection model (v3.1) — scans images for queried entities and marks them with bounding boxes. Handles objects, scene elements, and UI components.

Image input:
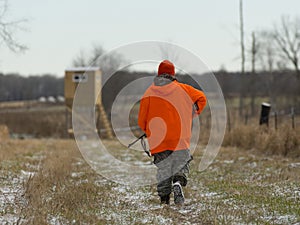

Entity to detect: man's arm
[138,97,149,132]
[193,92,207,115]
[181,83,207,115]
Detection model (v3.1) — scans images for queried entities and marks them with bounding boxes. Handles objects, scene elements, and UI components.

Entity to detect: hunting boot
[160,195,170,205]
[173,182,184,205]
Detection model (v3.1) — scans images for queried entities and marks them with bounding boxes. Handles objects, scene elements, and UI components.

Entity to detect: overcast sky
[0,0,299,76]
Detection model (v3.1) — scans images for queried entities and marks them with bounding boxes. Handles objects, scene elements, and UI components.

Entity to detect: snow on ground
[0,153,43,224]
[0,170,28,224]
[1,140,299,224]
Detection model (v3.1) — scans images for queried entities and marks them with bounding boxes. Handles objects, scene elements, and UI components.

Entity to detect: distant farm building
[64,67,113,138]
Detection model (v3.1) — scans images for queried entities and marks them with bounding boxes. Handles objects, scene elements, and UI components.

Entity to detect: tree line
[0,73,64,101]
[0,70,298,114]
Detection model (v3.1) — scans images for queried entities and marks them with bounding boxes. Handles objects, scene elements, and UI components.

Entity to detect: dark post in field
[291,107,295,129]
[259,102,271,126]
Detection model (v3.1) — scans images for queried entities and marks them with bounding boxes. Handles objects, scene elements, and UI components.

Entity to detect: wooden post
[259,102,271,126]
[65,107,69,138]
[227,110,231,132]
[244,110,248,125]
[274,111,278,130]
[291,107,295,129]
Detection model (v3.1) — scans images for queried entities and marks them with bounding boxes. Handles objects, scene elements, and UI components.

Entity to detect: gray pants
[153,149,192,198]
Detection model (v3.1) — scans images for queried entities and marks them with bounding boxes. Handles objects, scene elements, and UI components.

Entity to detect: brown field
[0,102,299,224]
[0,102,66,138]
[0,139,300,224]
[0,125,9,141]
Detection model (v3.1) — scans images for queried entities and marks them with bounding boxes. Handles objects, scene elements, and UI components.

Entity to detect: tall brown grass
[0,125,9,141]
[0,103,299,158]
[223,124,300,157]
[22,140,109,224]
[0,139,44,161]
[0,107,67,138]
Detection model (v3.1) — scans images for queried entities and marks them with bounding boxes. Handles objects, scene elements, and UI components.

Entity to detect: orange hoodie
[138,80,206,154]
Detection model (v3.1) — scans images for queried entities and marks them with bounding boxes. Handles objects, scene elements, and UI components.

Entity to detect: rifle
[128,134,151,157]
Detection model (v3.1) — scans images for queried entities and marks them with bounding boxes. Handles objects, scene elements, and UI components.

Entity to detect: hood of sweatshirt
[148,76,178,96]
[153,76,174,86]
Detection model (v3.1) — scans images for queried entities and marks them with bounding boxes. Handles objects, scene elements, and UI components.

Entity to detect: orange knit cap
[158,60,175,76]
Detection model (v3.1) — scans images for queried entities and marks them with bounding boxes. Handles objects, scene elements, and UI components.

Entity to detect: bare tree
[250,32,259,74]
[0,0,27,52]
[256,30,285,110]
[90,44,125,79]
[72,49,88,67]
[256,31,276,72]
[159,41,179,63]
[272,16,300,78]
[239,0,245,74]
[72,44,125,79]
[238,0,246,116]
[247,31,260,116]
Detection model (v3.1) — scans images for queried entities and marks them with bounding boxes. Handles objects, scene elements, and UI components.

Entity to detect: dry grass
[0,103,299,159]
[1,139,299,224]
[0,139,47,162]
[0,125,9,141]
[22,140,109,224]
[223,124,300,157]
[0,107,66,138]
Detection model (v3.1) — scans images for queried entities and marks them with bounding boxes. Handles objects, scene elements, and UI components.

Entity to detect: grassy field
[0,103,67,138]
[0,139,299,224]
